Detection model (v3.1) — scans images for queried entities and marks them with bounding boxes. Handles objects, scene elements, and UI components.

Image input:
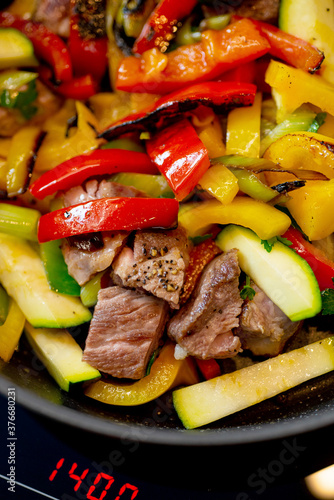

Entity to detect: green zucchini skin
[0,233,92,328]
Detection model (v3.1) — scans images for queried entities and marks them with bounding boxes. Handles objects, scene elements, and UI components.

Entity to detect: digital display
[49,458,139,500]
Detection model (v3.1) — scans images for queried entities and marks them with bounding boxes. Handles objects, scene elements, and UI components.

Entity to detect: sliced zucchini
[173,336,334,429]
[25,322,100,391]
[0,233,92,328]
[0,28,38,69]
[279,0,334,84]
[216,225,322,321]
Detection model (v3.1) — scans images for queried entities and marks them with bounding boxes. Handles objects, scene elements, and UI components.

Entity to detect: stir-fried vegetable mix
[1,0,334,430]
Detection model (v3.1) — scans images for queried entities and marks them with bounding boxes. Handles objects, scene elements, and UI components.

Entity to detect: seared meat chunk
[112,226,190,309]
[167,250,242,359]
[237,282,301,356]
[61,179,145,285]
[83,286,169,379]
[235,0,279,22]
[34,0,71,37]
[62,178,145,207]
[62,231,128,285]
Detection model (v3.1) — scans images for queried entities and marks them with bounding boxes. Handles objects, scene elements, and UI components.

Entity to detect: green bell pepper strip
[40,240,81,296]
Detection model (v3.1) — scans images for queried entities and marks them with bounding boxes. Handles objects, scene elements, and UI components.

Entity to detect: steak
[167,250,243,359]
[237,282,301,356]
[112,226,190,309]
[83,286,169,379]
[61,179,145,285]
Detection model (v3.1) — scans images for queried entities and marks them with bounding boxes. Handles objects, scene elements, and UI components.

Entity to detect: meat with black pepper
[237,282,302,356]
[61,179,145,285]
[167,249,243,359]
[112,226,190,309]
[82,286,169,379]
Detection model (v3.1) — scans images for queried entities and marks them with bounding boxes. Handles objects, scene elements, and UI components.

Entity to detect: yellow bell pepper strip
[146,118,210,201]
[34,101,102,173]
[318,113,334,139]
[5,126,44,197]
[265,60,334,123]
[84,341,199,406]
[37,197,179,243]
[0,284,9,326]
[198,164,239,205]
[99,81,257,141]
[226,93,262,158]
[284,180,334,241]
[116,18,270,94]
[178,197,291,240]
[0,297,25,362]
[263,132,334,179]
[30,149,158,200]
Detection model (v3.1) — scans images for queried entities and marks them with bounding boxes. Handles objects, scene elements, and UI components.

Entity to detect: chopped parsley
[321,279,334,315]
[240,275,255,301]
[261,235,292,253]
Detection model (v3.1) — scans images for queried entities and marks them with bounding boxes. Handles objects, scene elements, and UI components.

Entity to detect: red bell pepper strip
[38,65,98,100]
[133,0,197,55]
[282,227,334,291]
[68,13,108,82]
[100,81,257,141]
[216,61,256,84]
[0,11,72,82]
[116,18,270,94]
[233,16,324,74]
[146,118,210,201]
[29,149,158,200]
[195,358,221,380]
[37,197,179,243]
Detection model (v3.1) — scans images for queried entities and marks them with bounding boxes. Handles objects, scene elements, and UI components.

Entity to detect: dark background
[1,390,334,500]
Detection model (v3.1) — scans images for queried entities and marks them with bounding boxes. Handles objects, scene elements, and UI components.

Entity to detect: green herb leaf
[261,237,277,252]
[321,279,334,315]
[240,276,256,300]
[260,235,293,252]
[0,80,38,120]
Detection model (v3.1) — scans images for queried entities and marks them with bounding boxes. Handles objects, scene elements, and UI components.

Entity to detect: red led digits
[69,463,89,492]
[49,458,65,481]
[87,472,114,500]
[49,458,139,499]
[115,483,139,500]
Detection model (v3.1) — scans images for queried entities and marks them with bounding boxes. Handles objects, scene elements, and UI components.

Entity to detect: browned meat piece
[235,0,279,22]
[62,231,128,285]
[0,80,61,138]
[112,226,190,309]
[83,286,169,379]
[237,282,301,356]
[61,179,145,285]
[202,0,279,23]
[34,0,71,37]
[62,178,145,207]
[167,250,243,359]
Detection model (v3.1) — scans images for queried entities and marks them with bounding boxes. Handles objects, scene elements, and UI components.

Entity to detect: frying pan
[1,318,334,447]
